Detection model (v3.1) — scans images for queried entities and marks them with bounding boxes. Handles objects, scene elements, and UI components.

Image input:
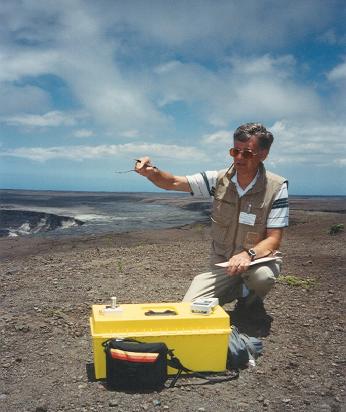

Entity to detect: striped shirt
[186,170,289,228]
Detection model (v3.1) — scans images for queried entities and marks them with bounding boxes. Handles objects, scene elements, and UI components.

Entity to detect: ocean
[0,189,210,238]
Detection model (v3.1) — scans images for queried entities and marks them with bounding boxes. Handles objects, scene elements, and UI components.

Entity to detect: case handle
[144,309,177,316]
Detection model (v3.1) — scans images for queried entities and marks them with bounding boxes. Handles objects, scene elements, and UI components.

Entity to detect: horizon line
[1,187,345,198]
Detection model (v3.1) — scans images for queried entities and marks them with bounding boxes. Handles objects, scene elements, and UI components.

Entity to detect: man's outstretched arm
[135,157,191,192]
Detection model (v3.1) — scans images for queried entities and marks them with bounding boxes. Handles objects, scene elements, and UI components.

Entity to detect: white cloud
[1,111,77,127]
[73,129,94,138]
[50,3,169,133]
[152,55,322,127]
[327,60,346,81]
[318,29,346,46]
[120,130,140,138]
[0,1,336,135]
[334,158,346,166]
[224,76,320,121]
[93,0,336,51]
[229,54,296,78]
[152,60,219,108]
[0,84,51,115]
[203,130,233,144]
[268,120,346,167]
[0,49,58,82]
[0,2,168,134]
[154,61,182,74]
[200,119,346,170]
[0,143,207,162]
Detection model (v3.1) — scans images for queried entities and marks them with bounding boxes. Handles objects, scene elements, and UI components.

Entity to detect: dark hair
[233,123,273,150]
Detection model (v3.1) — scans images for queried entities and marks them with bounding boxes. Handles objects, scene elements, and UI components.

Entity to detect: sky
[0,0,345,195]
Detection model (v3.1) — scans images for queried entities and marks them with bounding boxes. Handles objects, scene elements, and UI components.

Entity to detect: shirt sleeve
[266,182,289,228]
[186,171,218,198]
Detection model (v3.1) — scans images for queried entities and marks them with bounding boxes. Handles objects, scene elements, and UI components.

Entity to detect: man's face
[232,136,269,176]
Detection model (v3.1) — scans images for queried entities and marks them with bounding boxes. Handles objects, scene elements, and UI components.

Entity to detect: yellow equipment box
[90,302,231,379]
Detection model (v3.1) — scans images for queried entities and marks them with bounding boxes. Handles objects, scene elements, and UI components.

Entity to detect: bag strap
[166,349,239,387]
[167,350,191,387]
[102,337,143,350]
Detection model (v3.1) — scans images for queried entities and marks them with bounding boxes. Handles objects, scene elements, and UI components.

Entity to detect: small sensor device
[190,298,219,315]
[100,296,123,315]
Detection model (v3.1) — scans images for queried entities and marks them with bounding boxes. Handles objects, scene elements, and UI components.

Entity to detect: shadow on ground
[227,309,273,338]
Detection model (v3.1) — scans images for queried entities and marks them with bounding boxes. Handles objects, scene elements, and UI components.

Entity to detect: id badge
[239,211,256,226]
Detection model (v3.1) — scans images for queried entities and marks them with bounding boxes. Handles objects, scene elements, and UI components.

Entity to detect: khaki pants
[183,252,282,305]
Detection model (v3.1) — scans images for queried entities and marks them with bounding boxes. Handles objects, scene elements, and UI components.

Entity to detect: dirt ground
[0,198,345,412]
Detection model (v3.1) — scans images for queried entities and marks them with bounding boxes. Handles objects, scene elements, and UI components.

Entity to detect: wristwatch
[247,248,256,261]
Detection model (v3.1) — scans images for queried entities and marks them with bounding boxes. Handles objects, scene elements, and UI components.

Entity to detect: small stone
[302,260,313,266]
[109,400,119,407]
[320,404,332,412]
[36,406,48,412]
[257,396,264,402]
[0,394,7,400]
[282,398,291,403]
[97,382,106,391]
[197,408,206,411]
[15,324,30,332]
[153,400,161,406]
[263,399,270,407]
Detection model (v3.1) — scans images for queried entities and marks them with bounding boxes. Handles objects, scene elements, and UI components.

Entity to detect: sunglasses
[229,147,258,159]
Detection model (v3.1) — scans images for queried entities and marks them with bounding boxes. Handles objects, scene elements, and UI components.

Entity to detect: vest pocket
[211,197,238,253]
[210,216,228,244]
[211,198,237,225]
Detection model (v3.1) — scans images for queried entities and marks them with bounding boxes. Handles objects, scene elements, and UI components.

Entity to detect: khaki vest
[211,163,287,259]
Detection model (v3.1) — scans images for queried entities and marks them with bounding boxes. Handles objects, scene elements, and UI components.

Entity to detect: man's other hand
[227,251,251,276]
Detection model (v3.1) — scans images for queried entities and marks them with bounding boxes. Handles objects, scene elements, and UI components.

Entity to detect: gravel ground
[0,199,345,412]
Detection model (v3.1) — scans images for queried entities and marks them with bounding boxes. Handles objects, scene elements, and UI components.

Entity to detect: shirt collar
[231,170,259,197]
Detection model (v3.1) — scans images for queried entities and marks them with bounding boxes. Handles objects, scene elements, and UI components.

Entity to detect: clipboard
[215,256,279,268]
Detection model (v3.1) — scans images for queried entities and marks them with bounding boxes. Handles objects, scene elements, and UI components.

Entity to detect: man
[135,123,288,319]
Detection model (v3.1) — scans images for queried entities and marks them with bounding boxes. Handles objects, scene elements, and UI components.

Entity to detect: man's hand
[134,157,157,178]
[134,156,191,192]
[227,251,251,276]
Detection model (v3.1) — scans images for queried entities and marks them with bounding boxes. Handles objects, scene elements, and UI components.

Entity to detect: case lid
[90,302,230,336]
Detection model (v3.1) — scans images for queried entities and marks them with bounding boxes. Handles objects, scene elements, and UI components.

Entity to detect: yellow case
[90,302,231,379]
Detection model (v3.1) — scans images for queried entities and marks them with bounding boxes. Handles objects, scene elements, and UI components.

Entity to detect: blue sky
[0,0,345,195]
